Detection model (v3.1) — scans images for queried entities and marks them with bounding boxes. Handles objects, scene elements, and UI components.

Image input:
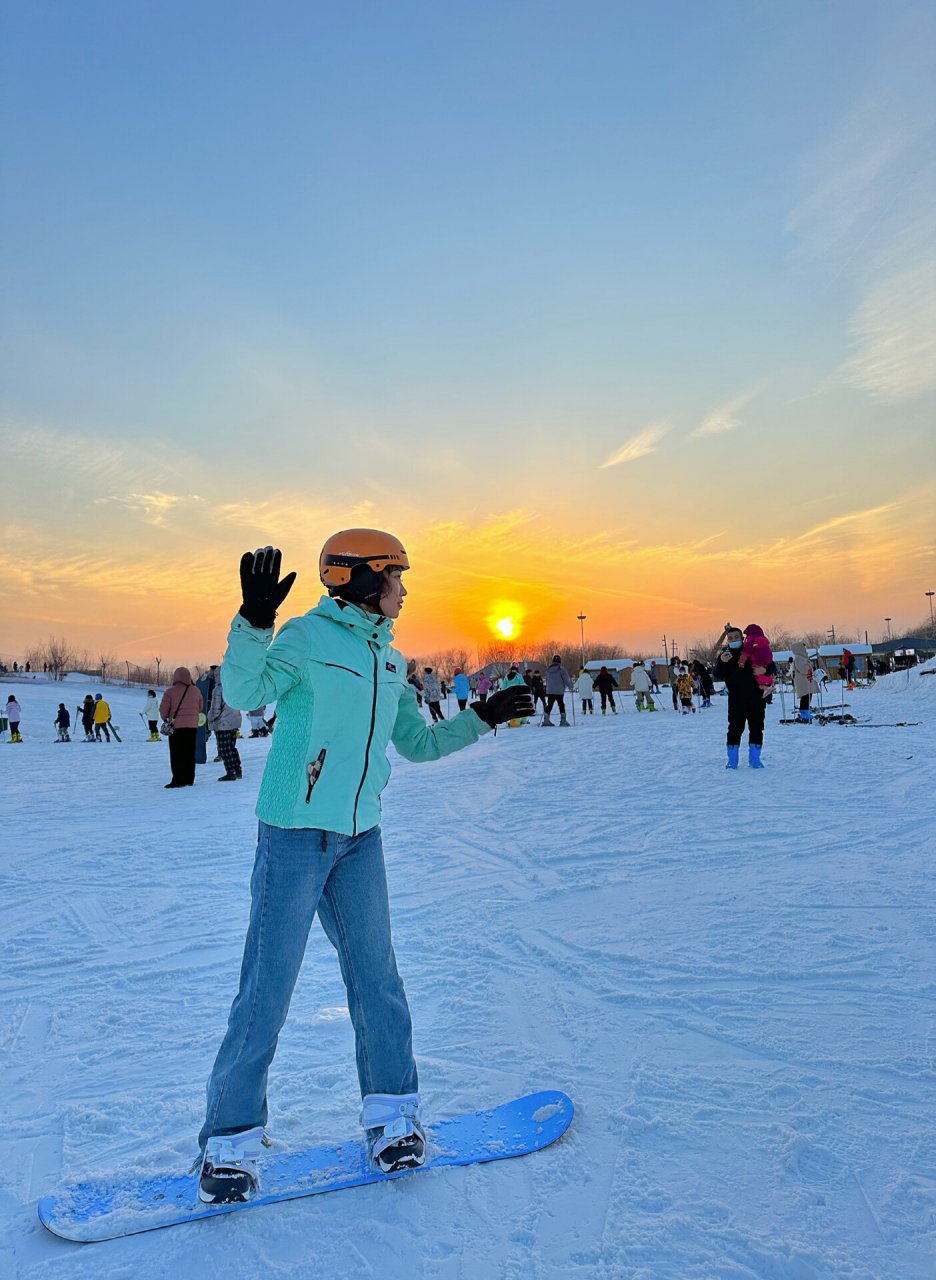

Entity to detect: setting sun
[485,600,526,643]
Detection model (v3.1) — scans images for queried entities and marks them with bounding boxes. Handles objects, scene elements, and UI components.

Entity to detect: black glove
[471,685,535,728]
[239,547,297,629]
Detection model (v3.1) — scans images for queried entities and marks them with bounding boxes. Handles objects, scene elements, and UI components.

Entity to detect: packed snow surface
[3,666,935,1278]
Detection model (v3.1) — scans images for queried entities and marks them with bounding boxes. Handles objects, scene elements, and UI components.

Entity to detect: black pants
[599,690,616,711]
[168,727,197,784]
[457,698,468,711]
[95,721,111,741]
[148,719,158,734]
[798,695,810,711]
[546,694,566,715]
[428,701,445,722]
[727,699,765,747]
[216,728,242,777]
[581,698,593,713]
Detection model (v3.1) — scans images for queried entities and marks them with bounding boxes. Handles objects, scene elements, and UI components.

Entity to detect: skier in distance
[196,532,533,1204]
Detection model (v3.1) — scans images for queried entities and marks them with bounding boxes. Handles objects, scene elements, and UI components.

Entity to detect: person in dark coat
[692,659,715,708]
[55,704,71,741]
[530,669,547,712]
[80,694,95,742]
[593,666,619,715]
[712,625,773,768]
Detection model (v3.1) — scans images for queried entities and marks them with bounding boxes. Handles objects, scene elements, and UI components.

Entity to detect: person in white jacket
[790,643,820,722]
[421,668,445,723]
[142,690,160,741]
[630,661,657,711]
[574,668,595,715]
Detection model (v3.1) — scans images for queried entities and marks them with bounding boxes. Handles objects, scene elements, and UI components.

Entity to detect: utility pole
[885,617,892,641]
[926,591,935,636]
[577,613,587,670]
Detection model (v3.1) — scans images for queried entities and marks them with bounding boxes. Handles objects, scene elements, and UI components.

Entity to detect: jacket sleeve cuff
[468,707,494,735]
[229,612,275,639]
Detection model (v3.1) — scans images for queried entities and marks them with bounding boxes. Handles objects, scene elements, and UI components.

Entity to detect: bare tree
[97,651,118,684]
[422,648,473,682]
[687,632,720,660]
[45,635,75,681]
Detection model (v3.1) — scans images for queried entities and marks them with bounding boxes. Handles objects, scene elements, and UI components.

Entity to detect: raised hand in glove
[471,684,535,728]
[239,546,297,629]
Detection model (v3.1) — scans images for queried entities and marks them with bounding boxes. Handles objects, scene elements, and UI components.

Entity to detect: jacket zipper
[351,643,379,836]
[305,748,328,804]
[322,662,364,678]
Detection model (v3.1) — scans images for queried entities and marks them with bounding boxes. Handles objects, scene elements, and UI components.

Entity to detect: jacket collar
[309,595,395,649]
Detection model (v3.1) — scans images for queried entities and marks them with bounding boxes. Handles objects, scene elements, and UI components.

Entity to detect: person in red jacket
[159,666,204,788]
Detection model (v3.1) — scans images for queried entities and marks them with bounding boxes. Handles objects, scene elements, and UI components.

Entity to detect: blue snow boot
[725,745,740,770]
[749,744,765,768]
[796,709,812,722]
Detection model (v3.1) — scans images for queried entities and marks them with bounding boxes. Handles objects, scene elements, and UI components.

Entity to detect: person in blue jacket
[452,668,471,710]
[197,531,533,1205]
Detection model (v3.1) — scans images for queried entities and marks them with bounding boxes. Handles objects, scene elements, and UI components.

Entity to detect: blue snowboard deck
[38,1090,573,1242]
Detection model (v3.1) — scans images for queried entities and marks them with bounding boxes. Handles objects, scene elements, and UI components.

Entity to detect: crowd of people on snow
[0,627,914,782]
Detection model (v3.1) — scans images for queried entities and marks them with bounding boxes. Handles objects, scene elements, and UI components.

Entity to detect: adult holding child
[711,622,774,769]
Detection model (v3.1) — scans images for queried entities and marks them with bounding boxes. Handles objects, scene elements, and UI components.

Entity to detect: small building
[584,658,632,689]
[871,636,936,670]
[814,643,873,678]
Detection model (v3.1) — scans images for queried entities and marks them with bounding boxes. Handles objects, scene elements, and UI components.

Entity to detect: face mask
[728,641,742,650]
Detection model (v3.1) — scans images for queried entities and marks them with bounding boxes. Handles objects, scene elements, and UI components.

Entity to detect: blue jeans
[198,821,417,1150]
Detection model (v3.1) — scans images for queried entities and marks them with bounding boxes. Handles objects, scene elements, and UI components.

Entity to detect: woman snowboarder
[196,532,533,1204]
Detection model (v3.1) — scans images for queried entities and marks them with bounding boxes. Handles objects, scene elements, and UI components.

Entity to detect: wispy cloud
[786,31,936,404]
[0,421,204,493]
[94,492,204,527]
[690,389,760,439]
[599,422,669,468]
[840,259,936,400]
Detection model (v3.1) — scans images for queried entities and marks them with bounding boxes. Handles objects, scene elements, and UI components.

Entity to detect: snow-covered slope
[3,672,934,1278]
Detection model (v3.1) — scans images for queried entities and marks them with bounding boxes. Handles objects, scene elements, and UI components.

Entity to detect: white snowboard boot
[361,1092,426,1173]
[198,1126,266,1203]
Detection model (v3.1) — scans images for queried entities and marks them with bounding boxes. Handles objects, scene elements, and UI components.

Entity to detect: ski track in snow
[2,667,935,1278]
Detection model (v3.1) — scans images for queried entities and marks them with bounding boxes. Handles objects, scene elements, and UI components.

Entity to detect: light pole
[827,625,835,644]
[577,613,587,670]
[884,617,892,641]
[926,591,935,636]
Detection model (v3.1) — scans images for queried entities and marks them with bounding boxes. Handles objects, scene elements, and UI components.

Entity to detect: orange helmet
[319,528,410,590]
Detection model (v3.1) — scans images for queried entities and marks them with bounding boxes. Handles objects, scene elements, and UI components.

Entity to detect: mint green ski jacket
[221,595,491,836]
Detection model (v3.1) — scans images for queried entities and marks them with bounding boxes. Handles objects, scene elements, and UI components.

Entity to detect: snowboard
[38,1089,573,1243]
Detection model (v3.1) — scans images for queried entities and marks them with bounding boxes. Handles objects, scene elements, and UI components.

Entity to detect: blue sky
[2,1,934,659]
